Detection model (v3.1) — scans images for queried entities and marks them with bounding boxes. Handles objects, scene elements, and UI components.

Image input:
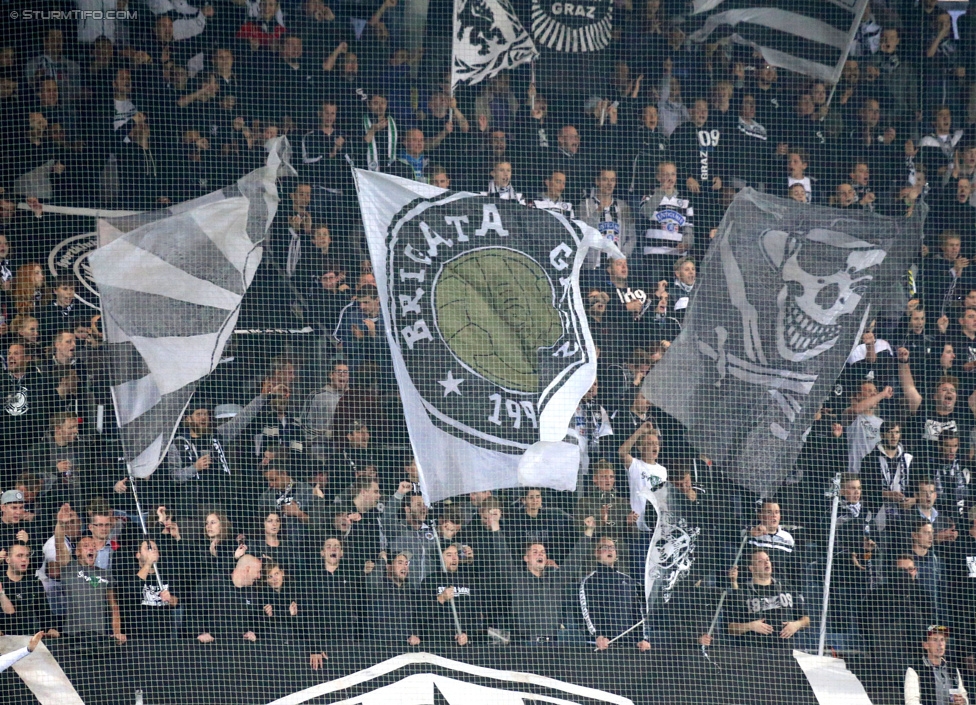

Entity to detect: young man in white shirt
[619,420,667,531]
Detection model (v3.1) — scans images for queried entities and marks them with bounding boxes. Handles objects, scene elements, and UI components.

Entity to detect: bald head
[404,129,425,158]
[558,126,580,155]
[233,554,263,586]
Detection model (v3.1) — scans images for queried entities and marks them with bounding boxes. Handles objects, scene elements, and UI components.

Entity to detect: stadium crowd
[2,0,976,703]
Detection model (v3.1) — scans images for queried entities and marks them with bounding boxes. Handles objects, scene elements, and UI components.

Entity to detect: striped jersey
[640,192,694,256]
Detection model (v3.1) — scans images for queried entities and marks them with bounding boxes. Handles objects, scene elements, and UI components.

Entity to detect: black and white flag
[529,0,613,53]
[690,0,869,84]
[89,146,281,478]
[355,170,620,502]
[643,189,922,496]
[628,463,700,606]
[452,0,539,89]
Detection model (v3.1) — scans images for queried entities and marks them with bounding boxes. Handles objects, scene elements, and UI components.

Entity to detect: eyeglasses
[90,522,112,527]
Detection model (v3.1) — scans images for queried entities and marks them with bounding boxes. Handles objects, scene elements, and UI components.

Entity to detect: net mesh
[0,1,969,704]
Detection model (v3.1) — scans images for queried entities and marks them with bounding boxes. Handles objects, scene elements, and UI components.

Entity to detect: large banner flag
[355,170,619,502]
[643,189,922,496]
[689,0,869,84]
[89,150,280,478]
[452,0,539,89]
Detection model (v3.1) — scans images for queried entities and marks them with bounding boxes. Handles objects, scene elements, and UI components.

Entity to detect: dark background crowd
[2,0,976,703]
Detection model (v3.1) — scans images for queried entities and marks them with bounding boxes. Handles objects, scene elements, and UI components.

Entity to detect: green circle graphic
[433,248,563,392]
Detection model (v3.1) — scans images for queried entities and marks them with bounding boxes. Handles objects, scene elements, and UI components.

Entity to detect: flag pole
[529,61,536,112]
[431,517,465,640]
[594,618,645,651]
[818,473,842,657]
[126,466,166,591]
[701,530,750,664]
[821,0,871,119]
[449,0,459,115]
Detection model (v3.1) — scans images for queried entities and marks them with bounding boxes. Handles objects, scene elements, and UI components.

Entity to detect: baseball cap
[926,625,950,638]
[1,489,24,504]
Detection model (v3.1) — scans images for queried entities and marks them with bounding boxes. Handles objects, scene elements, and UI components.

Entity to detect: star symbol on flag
[438,371,464,396]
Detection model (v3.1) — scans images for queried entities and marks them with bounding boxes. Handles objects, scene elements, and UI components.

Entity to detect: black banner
[1,641,823,705]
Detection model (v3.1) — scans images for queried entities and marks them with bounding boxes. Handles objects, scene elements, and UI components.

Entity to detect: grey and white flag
[89,144,281,478]
[643,189,922,496]
[355,169,620,503]
[690,0,869,84]
[452,0,539,89]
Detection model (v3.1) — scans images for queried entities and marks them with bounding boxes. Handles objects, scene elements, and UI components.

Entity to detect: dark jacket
[366,570,420,646]
[302,561,361,649]
[190,574,264,641]
[578,563,645,644]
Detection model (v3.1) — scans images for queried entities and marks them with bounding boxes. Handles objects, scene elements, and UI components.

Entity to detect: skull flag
[643,189,923,496]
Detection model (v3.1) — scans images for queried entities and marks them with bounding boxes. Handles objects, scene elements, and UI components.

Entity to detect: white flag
[89,142,283,477]
[452,0,539,90]
[355,169,619,502]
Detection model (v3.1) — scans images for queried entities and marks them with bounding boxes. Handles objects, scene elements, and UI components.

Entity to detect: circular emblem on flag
[387,195,590,448]
[48,232,100,309]
[436,249,562,391]
[530,0,613,53]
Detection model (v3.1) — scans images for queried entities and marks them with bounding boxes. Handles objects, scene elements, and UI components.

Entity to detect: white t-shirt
[627,457,668,532]
[35,534,66,592]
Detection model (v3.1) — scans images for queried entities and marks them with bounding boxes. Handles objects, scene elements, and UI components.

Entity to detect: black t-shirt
[421,566,484,642]
[907,403,973,460]
[118,568,175,638]
[940,533,976,607]
[670,119,727,190]
[731,579,806,648]
[0,571,55,635]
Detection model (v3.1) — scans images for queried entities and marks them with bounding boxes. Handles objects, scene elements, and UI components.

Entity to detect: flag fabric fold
[689,0,869,84]
[452,0,539,89]
[642,189,922,497]
[355,169,619,502]
[89,144,282,478]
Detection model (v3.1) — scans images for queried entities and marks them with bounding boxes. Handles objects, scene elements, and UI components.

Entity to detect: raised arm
[0,582,14,614]
[845,385,893,416]
[322,41,348,72]
[369,0,397,27]
[897,347,922,414]
[217,386,272,441]
[483,506,518,575]
[53,504,74,567]
[619,420,655,466]
[451,99,471,133]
